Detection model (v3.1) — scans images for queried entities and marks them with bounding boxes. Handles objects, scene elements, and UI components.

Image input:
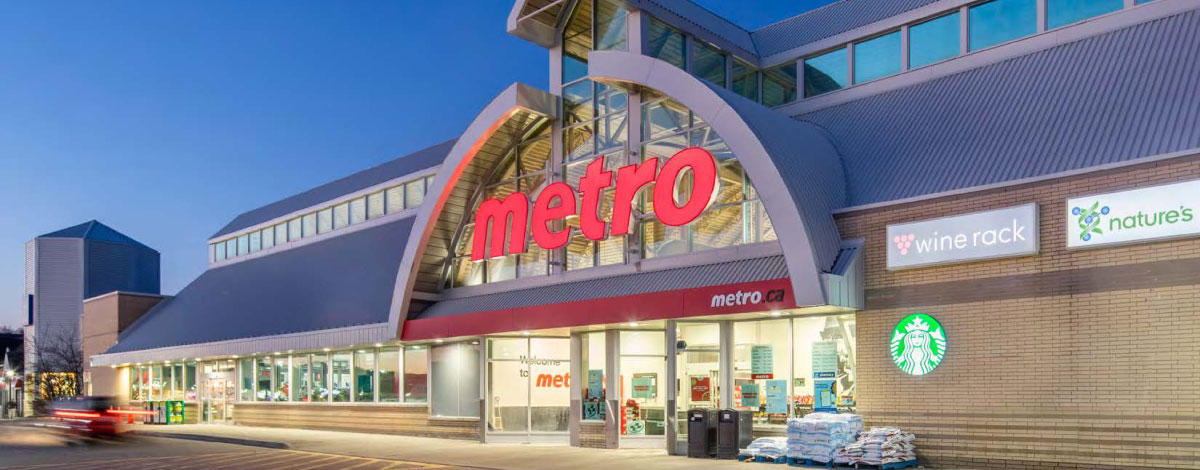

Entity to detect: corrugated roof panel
[416,254,788,319]
[639,0,757,56]
[211,139,455,239]
[108,217,414,353]
[752,0,939,58]
[796,10,1200,207]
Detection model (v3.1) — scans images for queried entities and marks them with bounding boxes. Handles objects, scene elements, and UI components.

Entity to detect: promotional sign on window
[890,313,947,376]
[765,380,787,414]
[813,379,836,413]
[1067,179,1200,249]
[811,341,838,379]
[632,373,656,399]
[750,345,774,379]
[586,369,603,400]
[739,383,759,408]
[886,203,1039,270]
[690,376,712,402]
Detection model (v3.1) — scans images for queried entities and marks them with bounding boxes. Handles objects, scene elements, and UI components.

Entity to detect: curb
[126,430,291,449]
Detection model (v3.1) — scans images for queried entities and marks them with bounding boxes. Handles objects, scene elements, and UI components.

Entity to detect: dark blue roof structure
[797,9,1200,207]
[41,220,155,251]
[211,139,455,239]
[109,217,414,353]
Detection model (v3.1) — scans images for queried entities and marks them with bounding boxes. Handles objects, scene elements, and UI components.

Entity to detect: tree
[28,328,82,413]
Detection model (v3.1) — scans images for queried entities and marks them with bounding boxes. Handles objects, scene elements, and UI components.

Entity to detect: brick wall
[234,403,480,440]
[836,154,1200,469]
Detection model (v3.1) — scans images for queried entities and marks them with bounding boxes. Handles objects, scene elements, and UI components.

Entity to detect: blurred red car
[50,396,137,436]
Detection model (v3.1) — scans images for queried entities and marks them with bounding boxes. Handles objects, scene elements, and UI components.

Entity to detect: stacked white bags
[739,437,789,461]
[785,413,863,463]
[838,426,917,466]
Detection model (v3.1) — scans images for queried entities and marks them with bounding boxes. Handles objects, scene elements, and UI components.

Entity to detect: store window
[150,365,164,401]
[487,338,570,434]
[804,48,847,97]
[431,342,481,418]
[647,18,686,69]
[731,58,759,102]
[968,0,1037,51]
[733,319,791,427]
[762,62,797,106]
[379,347,400,403]
[310,353,329,402]
[487,338,530,433]
[129,367,141,401]
[853,31,901,84]
[404,345,429,403]
[909,12,960,69]
[271,357,287,401]
[620,331,666,437]
[580,332,606,421]
[331,352,352,402]
[168,363,182,400]
[1047,0,1122,29]
[239,358,253,401]
[291,354,310,402]
[692,41,727,87]
[255,357,272,401]
[184,362,196,401]
[354,349,375,402]
[792,315,857,415]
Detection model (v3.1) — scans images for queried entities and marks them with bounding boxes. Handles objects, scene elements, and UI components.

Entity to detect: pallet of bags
[739,437,789,463]
[846,426,916,468]
[785,413,862,465]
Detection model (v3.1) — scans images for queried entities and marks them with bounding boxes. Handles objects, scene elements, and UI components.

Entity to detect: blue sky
[0,0,833,328]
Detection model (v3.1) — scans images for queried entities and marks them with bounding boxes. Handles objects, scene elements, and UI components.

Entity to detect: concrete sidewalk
[128,424,757,470]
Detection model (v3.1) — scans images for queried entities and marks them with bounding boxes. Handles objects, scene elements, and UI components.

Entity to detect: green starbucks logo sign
[890,313,947,376]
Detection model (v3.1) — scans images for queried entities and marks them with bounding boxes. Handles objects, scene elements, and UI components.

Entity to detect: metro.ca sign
[471,147,719,260]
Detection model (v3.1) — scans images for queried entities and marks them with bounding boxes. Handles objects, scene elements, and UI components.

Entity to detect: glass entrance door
[201,360,235,424]
[486,337,570,443]
[674,322,721,451]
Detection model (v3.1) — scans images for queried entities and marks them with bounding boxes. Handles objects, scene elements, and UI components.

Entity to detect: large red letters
[471,147,718,260]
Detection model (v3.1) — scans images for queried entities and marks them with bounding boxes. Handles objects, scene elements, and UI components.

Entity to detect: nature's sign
[471,147,718,260]
[1067,179,1200,249]
[886,203,1039,270]
[890,313,947,376]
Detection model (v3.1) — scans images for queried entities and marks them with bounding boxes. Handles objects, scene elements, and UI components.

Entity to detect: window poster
[740,383,760,408]
[765,379,787,414]
[586,369,603,400]
[813,379,836,413]
[632,373,656,399]
[690,376,712,402]
[582,401,605,420]
[812,341,838,379]
[751,345,774,379]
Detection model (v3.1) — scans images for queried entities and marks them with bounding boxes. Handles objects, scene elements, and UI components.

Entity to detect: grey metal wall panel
[84,240,161,298]
[417,255,788,319]
[796,10,1200,207]
[33,238,84,343]
[211,139,454,239]
[108,217,415,353]
[751,0,939,57]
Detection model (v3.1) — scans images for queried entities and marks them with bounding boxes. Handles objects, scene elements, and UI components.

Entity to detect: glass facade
[909,12,960,69]
[1047,0,1122,29]
[692,40,727,87]
[731,58,759,102]
[354,350,375,402]
[379,347,400,402]
[804,48,847,97]
[331,352,352,402]
[431,342,481,418]
[647,18,685,69]
[212,175,430,263]
[761,62,797,107]
[620,331,666,437]
[404,345,428,403]
[969,0,1037,51]
[853,31,901,84]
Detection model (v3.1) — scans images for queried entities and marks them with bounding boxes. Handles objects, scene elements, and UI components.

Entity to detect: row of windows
[128,345,430,405]
[211,175,433,263]
[646,18,798,108]
[803,0,1150,98]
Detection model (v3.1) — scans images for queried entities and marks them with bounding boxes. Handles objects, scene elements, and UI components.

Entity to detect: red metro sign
[472,147,719,260]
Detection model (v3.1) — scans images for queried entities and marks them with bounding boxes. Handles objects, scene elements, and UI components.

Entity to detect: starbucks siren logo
[1071,202,1110,242]
[890,313,947,376]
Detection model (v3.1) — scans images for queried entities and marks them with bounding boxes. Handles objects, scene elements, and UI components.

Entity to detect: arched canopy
[388,83,557,338]
[586,50,847,308]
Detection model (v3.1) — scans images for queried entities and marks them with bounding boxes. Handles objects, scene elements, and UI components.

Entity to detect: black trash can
[686,409,717,458]
[716,409,754,459]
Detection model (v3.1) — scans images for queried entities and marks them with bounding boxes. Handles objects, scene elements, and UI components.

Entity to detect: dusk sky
[0,0,836,328]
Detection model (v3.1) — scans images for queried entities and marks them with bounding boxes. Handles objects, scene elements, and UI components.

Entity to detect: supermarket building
[85,0,1200,469]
